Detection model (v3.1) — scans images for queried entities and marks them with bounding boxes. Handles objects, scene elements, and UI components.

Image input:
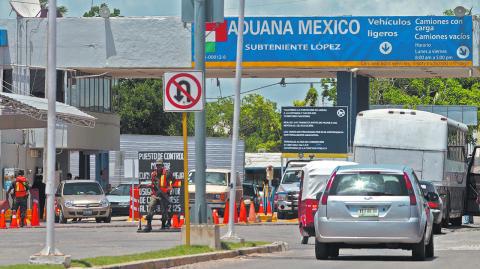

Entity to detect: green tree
[202,94,282,152]
[293,85,319,106]
[113,79,183,135]
[83,3,121,17]
[40,0,68,16]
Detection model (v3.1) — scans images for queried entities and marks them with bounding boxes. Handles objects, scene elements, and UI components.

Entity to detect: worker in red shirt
[7,170,30,227]
[142,159,174,232]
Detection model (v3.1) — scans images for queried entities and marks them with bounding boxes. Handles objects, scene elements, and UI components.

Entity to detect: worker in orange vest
[142,159,173,232]
[7,170,30,227]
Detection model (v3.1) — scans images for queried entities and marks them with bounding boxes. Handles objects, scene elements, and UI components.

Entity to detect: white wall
[0,17,191,69]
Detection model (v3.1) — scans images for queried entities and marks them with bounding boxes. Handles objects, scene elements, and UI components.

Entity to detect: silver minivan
[314,165,434,261]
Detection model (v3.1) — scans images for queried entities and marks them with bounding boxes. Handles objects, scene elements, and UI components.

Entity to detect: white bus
[353,109,468,226]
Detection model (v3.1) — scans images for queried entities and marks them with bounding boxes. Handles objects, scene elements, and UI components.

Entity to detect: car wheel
[59,210,67,224]
[451,217,462,226]
[328,246,339,258]
[412,232,426,261]
[95,218,102,223]
[426,231,434,258]
[433,223,442,234]
[315,240,329,260]
[104,215,111,223]
[277,212,286,219]
[301,236,309,245]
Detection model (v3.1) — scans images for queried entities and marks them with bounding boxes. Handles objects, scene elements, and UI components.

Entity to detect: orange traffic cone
[266,201,273,215]
[248,202,257,223]
[0,210,6,229]
[239,200,247,223]
[10,210,18,229]
[234,201,238,223]
[223,200,229,224]
[179,215,185,226]
[172,214,180,228]
[16,209,22,227]
[258,201,265,215]
[31,202,40,227]
[212,209,219,225]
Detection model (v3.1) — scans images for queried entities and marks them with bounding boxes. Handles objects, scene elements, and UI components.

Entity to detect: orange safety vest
[152,168,172,194]
[14,176,28,198]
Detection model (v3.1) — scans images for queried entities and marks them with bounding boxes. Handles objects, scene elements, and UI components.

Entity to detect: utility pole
[194,0,207,223]
[222,0,245,241]
[30,0,70,265]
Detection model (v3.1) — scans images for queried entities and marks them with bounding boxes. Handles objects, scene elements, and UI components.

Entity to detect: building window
[66,71,114,113]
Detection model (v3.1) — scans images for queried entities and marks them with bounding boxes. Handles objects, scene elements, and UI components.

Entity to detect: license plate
[358,208,379,217]
[83,210,93,216]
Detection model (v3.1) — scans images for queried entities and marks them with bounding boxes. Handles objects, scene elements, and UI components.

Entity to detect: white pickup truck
[275,161,310,219]
[188,169,243,215]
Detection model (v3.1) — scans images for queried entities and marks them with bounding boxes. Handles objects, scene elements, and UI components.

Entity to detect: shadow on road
[332,255,438,262]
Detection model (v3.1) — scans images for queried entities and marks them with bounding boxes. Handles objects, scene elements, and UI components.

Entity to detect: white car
[314,165,434,261]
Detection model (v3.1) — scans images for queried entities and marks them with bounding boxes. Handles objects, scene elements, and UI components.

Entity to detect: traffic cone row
[220,199,261,224]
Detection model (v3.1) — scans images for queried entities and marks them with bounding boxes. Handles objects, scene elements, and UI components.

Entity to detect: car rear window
[330,173,408,196]
[419,181,436,193]
[63,182,103,195]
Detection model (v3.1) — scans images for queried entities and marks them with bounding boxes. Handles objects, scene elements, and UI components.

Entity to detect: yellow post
[183,112,190,246]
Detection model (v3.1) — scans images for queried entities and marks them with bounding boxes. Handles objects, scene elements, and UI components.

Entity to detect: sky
[0,0,478,107]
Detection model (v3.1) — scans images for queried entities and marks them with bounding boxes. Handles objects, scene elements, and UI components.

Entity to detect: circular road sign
[164,71,204,112]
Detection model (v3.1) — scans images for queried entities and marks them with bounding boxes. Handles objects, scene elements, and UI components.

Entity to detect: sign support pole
[222,0,245,241]
[183,112,190,246]
[194,0,207,224]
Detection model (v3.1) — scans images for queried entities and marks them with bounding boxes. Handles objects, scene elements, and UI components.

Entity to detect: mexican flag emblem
[205,20,228,53]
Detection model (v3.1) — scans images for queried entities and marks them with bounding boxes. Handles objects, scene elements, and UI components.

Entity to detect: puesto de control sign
[195,16,473,68]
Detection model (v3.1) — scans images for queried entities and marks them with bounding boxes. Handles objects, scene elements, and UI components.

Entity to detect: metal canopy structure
[75,66,480,79]
[0,92,96,129]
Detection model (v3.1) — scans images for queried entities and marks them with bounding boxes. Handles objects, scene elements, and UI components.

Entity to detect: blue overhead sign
[196,16,473,68]
[0,29,7,47]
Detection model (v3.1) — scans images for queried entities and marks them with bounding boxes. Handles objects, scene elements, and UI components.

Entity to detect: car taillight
[321,171,336,205]
[427,201,439,209]
[220,193,226,201]
[403,172,417,205]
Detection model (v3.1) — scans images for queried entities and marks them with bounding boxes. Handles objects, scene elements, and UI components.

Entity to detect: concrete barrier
[95,241,288,269]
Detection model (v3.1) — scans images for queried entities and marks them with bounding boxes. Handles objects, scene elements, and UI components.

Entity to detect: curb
[89,241,288,269]
[26,221,298,229]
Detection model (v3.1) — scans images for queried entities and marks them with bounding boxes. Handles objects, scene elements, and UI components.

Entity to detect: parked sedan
[314,165,434,261]
[107,183,135,216]
[55,180,111,223]
[420,181,444,234]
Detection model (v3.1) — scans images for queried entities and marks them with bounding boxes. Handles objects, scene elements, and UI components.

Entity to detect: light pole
[222,0,245,241]
[29,0,70,265]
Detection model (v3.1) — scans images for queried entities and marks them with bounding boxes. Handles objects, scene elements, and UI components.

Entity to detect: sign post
[182,112,190,245]
[163,71,204,245]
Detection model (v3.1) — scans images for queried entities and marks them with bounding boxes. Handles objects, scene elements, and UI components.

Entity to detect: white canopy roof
[301,160,357,201]
[0,92,96,129]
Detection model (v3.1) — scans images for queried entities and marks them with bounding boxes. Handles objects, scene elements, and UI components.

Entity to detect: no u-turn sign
[163,71,204,112]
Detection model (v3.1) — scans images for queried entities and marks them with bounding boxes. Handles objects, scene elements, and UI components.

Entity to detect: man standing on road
[7,170,30,227]
[142,159,173,232]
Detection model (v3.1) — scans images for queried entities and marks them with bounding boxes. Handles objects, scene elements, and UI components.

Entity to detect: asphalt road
[1,219,480,268]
